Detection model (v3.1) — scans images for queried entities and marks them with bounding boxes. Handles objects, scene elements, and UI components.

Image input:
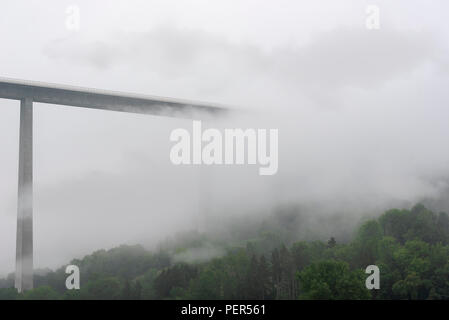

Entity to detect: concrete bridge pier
[0,77,228,293]
[15,97,33,293]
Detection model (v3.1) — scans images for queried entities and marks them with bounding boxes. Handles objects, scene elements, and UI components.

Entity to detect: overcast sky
[1,0,449,275]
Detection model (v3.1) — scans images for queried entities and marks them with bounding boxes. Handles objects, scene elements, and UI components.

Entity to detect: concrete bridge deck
[0,77,227,292]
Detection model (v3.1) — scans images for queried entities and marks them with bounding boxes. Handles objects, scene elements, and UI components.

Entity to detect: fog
[1,0,449,276]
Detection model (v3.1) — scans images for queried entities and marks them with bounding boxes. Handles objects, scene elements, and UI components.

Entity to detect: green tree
[83,277,123,300]
[327,237,336,248]
[258,255,273,299]
[0,288,19,300]
[353,220,383,267]
[298,260,370,300]
[21,286,60,300]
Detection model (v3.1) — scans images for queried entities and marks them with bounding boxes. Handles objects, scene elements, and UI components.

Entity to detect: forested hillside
[1,204,448,300]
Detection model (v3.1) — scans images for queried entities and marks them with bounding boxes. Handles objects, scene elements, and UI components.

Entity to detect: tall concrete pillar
[15,98,33,293]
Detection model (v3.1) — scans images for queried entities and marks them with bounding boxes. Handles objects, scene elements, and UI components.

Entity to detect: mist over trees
[0,204,448,300]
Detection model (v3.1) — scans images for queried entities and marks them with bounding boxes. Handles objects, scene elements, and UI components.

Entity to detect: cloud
[2,4,449,276]
[43,25,443,108]
[173,243,226,264]
[273,28,438,89]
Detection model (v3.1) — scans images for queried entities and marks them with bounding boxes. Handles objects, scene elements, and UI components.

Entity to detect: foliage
[298,260,370,300]
[0,204,448,300]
